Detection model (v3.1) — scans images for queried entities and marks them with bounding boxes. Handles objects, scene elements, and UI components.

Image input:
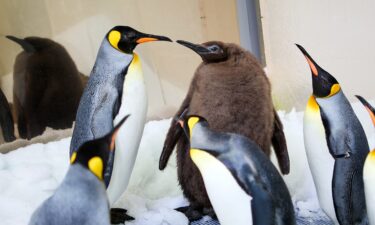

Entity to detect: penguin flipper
[319,108,351,158]
[159,118,184,170]
[110,208,134,224]
[271,109,290,174]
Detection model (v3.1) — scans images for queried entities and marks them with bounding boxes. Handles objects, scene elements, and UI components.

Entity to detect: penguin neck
[91,39,133,83]
[57,164,106,196]
[190,124,229,154]
[315,90,351,115]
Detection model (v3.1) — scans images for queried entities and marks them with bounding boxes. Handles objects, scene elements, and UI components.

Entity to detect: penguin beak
[356,95,375,126]
[295,44,319,76]
[176,40,211,54]
[177,40,227,62]
[177,119,184,128]
[108,114,130,151]
[136,33,172,44]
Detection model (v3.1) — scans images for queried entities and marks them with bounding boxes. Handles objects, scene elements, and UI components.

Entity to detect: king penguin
[6,35,84,139]
[69,26,171,223]
[179,115,295,225]
[356,95,375,225]
[159,40,289,220]
[28,115,129,225]
[297,44,369,225]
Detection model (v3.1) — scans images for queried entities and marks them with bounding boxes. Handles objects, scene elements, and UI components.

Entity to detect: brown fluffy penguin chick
[159,40,290,221]
[7,36,84,139]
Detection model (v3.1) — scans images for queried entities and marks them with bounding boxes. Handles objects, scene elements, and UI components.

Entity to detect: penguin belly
[303,96,338,224]
[107,54,147,205]
[364,151,375,225]
[191,149,252,225]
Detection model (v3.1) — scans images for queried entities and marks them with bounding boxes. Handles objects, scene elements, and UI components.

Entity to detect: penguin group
[5,24,371,225]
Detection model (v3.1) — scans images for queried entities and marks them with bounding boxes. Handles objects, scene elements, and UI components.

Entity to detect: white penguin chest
[191,149,252,225]
[363,151,375,225]
[107,54,148,205]
[303,96,337,224]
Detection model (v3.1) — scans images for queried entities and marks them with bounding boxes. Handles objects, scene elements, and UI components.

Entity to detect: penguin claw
[176,206,204,222]
[110,208,134,224]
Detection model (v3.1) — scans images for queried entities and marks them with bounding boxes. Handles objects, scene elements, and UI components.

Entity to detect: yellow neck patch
[367,150,375,162]
[188,117,200,139]
[70,152,77,164]
[327,84,341,98]
[88,156,104,180]
[108,30,121,51]
[190,148,213,167]
[306,95,320,113]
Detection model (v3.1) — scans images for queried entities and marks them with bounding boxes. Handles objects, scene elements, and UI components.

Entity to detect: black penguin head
[176,40,228,63]
[70,115,130,180]
[6,35,58,53]
[296,44,341,98]
[106,26,172,54]
[356,95,375,127]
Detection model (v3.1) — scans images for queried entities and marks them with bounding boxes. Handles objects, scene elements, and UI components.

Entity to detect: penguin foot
[202,207,217,220]
[110,208,134,224]
[176,206,204,222]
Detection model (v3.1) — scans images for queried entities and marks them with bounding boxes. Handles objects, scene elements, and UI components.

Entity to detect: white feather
[107,54,147,205]
[303,96,338,224]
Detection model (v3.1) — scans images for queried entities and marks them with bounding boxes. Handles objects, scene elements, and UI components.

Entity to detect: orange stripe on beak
[178,120,184,128]
[305,56,318,76]
[365,106,375,126]
[136,37,158,44]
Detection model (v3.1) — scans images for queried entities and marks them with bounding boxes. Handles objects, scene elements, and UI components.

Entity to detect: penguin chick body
[356,95,375,225]
[28,115,129,225]
[0,88,15,142]
[181,116,295,225]
[297,45,369,225]
[7,36,84,139]
[159,40,289,220]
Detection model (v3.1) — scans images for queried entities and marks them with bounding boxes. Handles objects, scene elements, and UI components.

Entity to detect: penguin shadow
[3,35,87,143]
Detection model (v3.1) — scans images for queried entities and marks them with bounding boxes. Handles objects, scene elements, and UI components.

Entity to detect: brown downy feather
[9,36,84,139]
[160,41,289,214]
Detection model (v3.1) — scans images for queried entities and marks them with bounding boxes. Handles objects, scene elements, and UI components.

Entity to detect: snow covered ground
[0,101,374,225]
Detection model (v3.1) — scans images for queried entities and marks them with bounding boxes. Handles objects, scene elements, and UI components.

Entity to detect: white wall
[260,0,375,110]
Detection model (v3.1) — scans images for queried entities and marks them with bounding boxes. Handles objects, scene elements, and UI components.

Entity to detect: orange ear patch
[305,56,318,76]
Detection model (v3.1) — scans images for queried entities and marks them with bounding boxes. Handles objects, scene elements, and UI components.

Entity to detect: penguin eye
[208,45,221,52]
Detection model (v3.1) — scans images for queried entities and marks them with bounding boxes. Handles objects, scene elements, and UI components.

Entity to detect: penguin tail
[6,35,36,53]
[272,109,290,174]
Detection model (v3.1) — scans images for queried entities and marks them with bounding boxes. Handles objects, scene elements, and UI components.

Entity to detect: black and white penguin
[179,115,295,225]
[69,26,171,223]
[28,115,129,225]
[6,35,84,139]
[297,44,369,225]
